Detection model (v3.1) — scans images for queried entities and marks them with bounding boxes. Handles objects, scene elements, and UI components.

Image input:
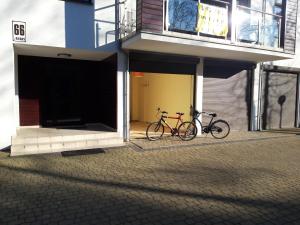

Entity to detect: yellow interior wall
[130,75,140,121]
[131,73,194,126]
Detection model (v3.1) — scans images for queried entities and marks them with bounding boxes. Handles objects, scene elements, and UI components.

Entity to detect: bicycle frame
[159,113,184,135]
[193,112,215,133]
[190,110,230,139]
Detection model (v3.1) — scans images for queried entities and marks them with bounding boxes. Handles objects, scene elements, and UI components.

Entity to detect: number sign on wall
[12,21,26,42]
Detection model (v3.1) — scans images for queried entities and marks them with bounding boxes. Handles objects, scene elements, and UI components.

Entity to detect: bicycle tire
[193,118,203,135]
[178,121,198,141]
[146,122,164,141]
[210,120,230,139]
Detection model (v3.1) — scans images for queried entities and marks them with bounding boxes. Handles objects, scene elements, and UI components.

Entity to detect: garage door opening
[18,55,117,130]
[130,72,194,138]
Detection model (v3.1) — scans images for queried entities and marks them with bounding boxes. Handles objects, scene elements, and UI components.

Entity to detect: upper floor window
[167,0,230,38]
[236,0,284,48]
[237,0,283,13]
[165,0,285,49]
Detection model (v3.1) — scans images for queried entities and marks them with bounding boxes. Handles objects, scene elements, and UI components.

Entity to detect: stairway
[11,128,125,156]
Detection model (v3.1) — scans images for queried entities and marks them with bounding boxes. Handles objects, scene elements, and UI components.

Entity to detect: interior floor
[130,121,175,139]
[17,123,116,138]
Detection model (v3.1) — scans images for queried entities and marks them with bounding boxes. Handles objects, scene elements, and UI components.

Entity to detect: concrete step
[11,133,125,156]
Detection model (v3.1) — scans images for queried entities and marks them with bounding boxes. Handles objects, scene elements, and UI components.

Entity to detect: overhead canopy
[122,32,294,63]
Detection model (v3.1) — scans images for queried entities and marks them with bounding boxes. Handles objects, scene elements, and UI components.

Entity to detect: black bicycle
[146,109,197,141]
[192,110,230,139]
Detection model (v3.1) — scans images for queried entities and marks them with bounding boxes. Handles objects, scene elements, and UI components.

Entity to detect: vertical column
[195,58,204,134]
[231,0,237,43]
[115,0,120,41]
[297,73,300,128]
[251,63,261,131]
[117,50,129,140]
[14,53,20,129]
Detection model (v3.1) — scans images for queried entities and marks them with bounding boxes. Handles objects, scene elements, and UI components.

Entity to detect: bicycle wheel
[210,120,230,139]
[193,118,203,135]
[178,121,198,141]
[146,122,164,141]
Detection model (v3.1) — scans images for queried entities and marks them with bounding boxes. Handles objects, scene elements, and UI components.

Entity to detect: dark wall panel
[19,99,40,126]
[18,56,42,126]
[284,0,298,53]
[137,0,163,33]
[129,52,197,74]
[261,72,297,129]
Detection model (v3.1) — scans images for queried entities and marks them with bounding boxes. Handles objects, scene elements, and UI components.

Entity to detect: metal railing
[120,9,136,38]
[236,5,282,48]
[164,0,282,48]
[165,0,230,38]
[119,0,136,38]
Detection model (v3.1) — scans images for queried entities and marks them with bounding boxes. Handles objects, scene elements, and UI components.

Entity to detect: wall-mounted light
[57,53,72,58]
[131,72,144,77]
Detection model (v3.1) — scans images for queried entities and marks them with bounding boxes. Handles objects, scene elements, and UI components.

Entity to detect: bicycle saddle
[176,112,184,115]
[162,111,168,114]
[209,113,217,117]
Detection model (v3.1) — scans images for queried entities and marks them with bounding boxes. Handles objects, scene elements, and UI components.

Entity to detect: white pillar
[297,73,300,128]
[117,50,129,140]
[251,63,261,131]
[13,52,20,129]
[195,58,204,134]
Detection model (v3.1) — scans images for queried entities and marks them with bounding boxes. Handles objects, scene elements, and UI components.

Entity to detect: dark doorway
[41,64,82,126]
[18,55,117,129]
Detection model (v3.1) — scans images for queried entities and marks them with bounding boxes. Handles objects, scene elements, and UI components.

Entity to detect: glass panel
[236,7,263,44]
[237,0,251,7]
[265,0,283,15]
[236,0,282,48]
[168,0,198,33]
[262,14,280,47]
[251,0,263,10]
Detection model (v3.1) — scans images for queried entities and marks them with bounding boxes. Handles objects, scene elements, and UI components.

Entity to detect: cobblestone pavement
[130,130,296,151]
[0,132,300,225]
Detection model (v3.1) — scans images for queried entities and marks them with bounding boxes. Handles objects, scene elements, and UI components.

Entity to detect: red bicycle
[146,108,197,141]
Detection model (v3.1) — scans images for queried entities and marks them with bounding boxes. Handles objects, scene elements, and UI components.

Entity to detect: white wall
[130,73,194,127]
[0,0,118,149]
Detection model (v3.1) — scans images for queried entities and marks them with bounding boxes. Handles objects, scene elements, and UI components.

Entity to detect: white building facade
[0,0,299,154]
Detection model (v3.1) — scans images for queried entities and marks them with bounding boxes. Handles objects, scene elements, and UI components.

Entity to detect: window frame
[61,0,93,5]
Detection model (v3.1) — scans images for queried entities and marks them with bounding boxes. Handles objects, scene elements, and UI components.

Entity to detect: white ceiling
[122,32,294,63]
[13,43,113,61]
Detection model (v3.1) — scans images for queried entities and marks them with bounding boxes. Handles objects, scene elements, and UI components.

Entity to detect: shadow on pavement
[0,161,299,225]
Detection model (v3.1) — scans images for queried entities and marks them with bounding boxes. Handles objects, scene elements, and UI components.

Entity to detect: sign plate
[12,21,26,42]
[196,3,228,37]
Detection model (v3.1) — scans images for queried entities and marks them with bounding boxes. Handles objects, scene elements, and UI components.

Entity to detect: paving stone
[0,131,300,225]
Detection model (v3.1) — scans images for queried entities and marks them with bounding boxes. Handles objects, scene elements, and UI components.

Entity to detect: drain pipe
[122,48,130,142]
[257,63,263,131]
[115,0,130,141]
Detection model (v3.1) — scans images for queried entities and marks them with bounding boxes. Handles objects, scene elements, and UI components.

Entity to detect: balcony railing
[236,5,281,48]
[164,0,282,48]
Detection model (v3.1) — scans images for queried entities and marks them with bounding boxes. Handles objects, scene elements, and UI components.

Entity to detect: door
[41,65,82,126]
[261,72,298,129]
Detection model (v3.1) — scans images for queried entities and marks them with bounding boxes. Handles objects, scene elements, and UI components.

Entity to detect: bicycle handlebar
[194,110,217,117]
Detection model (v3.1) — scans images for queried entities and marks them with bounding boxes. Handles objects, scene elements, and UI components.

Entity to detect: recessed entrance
[18,55,117,129]
[130,72,194,138]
